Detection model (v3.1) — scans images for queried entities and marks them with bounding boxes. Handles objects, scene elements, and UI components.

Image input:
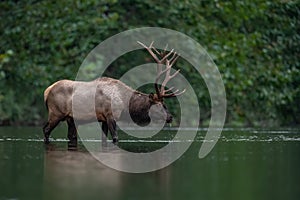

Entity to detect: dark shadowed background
[0,0,299,127]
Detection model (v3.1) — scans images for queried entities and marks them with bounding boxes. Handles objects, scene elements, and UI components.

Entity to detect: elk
[43,41,185,145]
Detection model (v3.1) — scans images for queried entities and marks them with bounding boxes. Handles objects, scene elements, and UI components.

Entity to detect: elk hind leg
[43,117,60,144]
[66,117,77,147]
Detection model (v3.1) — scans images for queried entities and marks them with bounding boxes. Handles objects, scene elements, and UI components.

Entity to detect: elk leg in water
[67,117,77,147]
[101,121,108,145]
[43,118,60,144]
[107,116,118,144]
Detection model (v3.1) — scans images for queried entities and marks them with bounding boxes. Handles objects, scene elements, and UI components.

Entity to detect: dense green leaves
[0,0,299,126]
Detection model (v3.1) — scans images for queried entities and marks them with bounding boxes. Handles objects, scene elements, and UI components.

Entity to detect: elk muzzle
[149,104,173,123]
[166,114,173,123]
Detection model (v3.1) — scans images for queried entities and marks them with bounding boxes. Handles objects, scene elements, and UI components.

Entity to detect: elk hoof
[68,138,77,146]
[113,137,118,144]
[68,141,77,150]
[44,137,50,144]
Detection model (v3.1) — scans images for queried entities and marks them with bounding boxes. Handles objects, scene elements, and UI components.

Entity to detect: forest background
[0,0,299,127]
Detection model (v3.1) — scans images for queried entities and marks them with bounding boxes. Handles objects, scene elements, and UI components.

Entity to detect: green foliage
[0,0,299,126]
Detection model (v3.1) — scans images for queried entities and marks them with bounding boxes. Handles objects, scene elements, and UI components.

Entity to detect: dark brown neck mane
[121,91,151,126]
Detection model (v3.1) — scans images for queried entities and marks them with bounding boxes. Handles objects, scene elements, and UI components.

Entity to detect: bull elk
[43,41,185,145]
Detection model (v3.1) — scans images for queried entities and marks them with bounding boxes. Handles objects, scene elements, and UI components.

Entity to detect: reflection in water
[44,144,123,200]
[0,127,300,200]
[43,143,174,199]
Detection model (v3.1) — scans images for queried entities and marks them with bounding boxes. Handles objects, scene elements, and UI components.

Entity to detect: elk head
[137,41,186,124]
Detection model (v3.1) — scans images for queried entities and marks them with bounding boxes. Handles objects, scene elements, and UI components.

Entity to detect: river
[0,126,299,200]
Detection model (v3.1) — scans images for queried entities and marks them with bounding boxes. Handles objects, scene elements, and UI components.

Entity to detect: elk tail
[44,86,52,111]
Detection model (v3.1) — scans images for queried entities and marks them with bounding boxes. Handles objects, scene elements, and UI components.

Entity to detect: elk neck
[128,91,151,126]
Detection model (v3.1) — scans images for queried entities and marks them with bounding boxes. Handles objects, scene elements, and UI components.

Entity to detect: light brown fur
[43,77,165,145]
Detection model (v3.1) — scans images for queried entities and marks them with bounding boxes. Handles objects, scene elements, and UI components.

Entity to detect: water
[0,126,300,200]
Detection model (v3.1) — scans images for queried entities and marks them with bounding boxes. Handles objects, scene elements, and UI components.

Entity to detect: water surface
[0,126,299,200]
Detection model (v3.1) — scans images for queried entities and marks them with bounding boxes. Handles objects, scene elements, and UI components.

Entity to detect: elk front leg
[66,117,77,147]
[101,122,108,145]
[107,116,118,144]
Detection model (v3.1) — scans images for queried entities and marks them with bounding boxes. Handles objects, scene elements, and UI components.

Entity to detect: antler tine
[168,51,177,61]
[157,43,169,57]
[160,49,174,63]
[155,65,171,94]
[162,88,186,98]
[159,59,185,97]
[160,60,180,93]
[151,45,161,56]
[164,43,168,53]
[149,41,154,47]
[152,43,169,58]
[137,41,177,64]
[138,41,185,98]
[137,41,148,49]
[169,53,180,66]
[137,41,160,63]
[163,86,175,93]
[154,66,171,95]
[169,69,180,79]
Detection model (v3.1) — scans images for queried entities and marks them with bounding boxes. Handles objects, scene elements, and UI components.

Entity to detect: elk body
[43,42,185,145]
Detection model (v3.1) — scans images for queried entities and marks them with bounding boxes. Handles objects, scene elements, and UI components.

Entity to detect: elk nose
[166,115,173,123]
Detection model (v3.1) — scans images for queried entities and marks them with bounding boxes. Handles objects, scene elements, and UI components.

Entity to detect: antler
[137,41,186,98]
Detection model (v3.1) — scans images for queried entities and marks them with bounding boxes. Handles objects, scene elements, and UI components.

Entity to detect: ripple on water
[0,128,299,143]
